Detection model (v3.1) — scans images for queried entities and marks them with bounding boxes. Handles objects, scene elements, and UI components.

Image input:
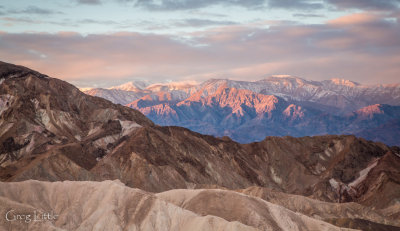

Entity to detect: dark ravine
[1,61,400,230]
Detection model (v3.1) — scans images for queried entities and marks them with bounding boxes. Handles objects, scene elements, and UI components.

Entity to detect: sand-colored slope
[157,188,356,231]
[0,180,258,231]
[237,186,400,230]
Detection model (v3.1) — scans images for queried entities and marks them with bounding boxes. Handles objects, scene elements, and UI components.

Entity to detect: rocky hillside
[0,61,153,180]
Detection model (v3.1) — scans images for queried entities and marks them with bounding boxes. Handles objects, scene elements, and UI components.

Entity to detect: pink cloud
[0,12,399,86]
[327,13,380,25]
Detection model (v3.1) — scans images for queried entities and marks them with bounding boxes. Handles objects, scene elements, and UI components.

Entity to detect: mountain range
[1,61,400,230]
[83,76,400,145]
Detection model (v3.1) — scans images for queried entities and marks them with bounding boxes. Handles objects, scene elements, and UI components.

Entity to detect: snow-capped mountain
[85,76,400,112]
[82,80,198,105]
[146,80,198,93]
[109,80,153,92]
[191,76,400,113]
[83,76,400,145]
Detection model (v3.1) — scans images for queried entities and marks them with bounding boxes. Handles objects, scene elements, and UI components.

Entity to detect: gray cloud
[77,0,102,5]
[293,13,324,18]
[7,6,62,15]
[327,0,400,10]
[78,19,120,25]
[176,19,237,27]
[0,16,162,31]
[1,17,42,24]
[1,17,76,27]
[268,0,324,9]
[134,0,267,11]
[77,0,400,12]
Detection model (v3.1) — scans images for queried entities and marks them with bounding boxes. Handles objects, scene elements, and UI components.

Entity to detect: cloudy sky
[0,0,399,87]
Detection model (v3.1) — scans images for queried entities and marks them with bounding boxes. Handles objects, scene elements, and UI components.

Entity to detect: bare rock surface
[238,186,400,230]
[157,188,357,231]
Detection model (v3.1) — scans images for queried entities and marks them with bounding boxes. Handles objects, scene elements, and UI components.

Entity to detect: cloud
[134,0,267,11]
[78,19,120,25]
[293,13,324,18]
[0,17,75,27]
[1,17,42,24]
[391,9,400,21]
[0,32,210,82]
[327,0,400,10]
[7,6,63,15]
[268,0,324,9]
[327,12,380,25]
[131,0,327,11]
[0,16,166,31]
[77,0,102,5]
[175,19,237,27]
[0,12,399,85]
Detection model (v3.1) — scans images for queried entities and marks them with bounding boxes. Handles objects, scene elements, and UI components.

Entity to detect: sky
[0,0,399,87]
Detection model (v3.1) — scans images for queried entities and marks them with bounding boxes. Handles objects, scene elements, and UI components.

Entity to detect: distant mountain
[83,88,147,105]
[196,77,400,114]
[2,62,400,230]
[86,76,400,111]
[82,80,197,105]
[84,76,400,145]
[118,78,400,145]
[110,80,153,92]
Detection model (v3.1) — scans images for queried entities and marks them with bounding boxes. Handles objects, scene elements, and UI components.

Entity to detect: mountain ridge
[83,75,400,145]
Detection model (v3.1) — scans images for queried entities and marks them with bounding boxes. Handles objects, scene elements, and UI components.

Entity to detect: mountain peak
[260,75,314,86]
[109,80,152,92]
[264,75,301,81]
[355,104,384,117]
[329,78,360,87]
[146,80,198,91]
[201,78,230,86]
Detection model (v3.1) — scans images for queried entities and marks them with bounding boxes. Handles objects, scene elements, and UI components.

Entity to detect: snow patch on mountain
[330,78,359,87]
[84,76,400,114]
[109,80,153,91]
[146,80,198,92]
